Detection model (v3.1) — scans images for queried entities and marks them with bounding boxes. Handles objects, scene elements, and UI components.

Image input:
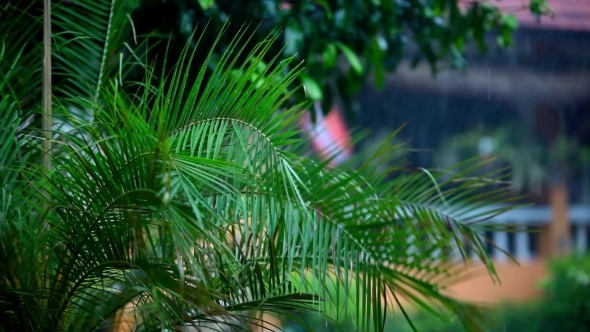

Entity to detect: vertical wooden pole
[43,0,52,176]
[548,182,571,257]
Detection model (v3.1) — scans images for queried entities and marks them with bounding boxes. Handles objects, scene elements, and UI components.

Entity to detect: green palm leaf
[0,87,46,331]
[52,0,141,102]
[1,18,520,331]
[0,2,42,120]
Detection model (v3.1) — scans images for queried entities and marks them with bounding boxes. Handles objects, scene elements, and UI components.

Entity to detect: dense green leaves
[51,0,142,101]
[0,2,42,119]
[132,0,552,118]
[1,1,524,331]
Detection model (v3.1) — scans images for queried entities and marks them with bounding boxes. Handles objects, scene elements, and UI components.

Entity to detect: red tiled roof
[487,0,590,31]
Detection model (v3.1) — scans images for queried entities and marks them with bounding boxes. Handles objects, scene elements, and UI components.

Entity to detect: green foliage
[0,1,42,121]
[528,255,590,331]
[434,123,589,195]
[51,0,142,101]
[434,124,546,194]
[132,0,552,118]
[1,0,146,130]
[478,256,590,332]
[1,1,523,331]
[363,255,590,332]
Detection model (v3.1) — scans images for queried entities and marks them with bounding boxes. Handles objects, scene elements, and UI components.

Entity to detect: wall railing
[468,204,590,262]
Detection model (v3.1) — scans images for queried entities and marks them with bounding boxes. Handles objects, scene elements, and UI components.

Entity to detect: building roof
[489,0,590,31]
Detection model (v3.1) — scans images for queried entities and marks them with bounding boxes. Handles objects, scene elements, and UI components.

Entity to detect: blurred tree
[133,0,552,119]
[433,122,590,257]
[433,121,590,199]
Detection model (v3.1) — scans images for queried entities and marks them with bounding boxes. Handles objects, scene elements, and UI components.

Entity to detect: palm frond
[3,20,521,332]
[0,2,43,117]
[0,84,47,332]
[51,0,142,102]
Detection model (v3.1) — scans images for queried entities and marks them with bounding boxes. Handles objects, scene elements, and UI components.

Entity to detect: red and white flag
[299,102,353,166]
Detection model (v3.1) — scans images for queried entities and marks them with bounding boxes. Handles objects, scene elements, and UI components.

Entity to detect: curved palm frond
[51,0,142,103]
[34,26,519,332]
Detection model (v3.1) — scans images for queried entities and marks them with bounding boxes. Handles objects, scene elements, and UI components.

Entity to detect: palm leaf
[51,0,142,103]
[2,20,520,332]
[0,83,46,331]
[0,2,43,119]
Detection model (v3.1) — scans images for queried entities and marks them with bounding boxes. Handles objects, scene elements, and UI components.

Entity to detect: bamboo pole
[43,0,52,175]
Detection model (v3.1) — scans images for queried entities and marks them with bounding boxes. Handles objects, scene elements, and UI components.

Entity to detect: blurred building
[355,0,590,304]
[305,0,590,304]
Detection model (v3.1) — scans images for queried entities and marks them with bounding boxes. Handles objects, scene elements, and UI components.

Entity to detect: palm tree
[1,1,519,331]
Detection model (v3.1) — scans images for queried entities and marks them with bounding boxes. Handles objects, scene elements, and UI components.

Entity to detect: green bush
[420,255,590,332]
[283,255,590,331]
[500,255,590,332]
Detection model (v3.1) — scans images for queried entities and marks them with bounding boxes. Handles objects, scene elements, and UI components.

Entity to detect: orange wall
[444,260,549,304]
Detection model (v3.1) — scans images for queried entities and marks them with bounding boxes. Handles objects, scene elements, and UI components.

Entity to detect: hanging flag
[300,102,353,166]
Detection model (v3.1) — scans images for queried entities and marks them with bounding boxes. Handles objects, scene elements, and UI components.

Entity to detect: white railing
[473,205,590,262]
[343,204,588,262]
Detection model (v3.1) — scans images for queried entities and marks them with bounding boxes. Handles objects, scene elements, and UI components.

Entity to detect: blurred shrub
[283,255,590,331]
[505,254,590,332]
